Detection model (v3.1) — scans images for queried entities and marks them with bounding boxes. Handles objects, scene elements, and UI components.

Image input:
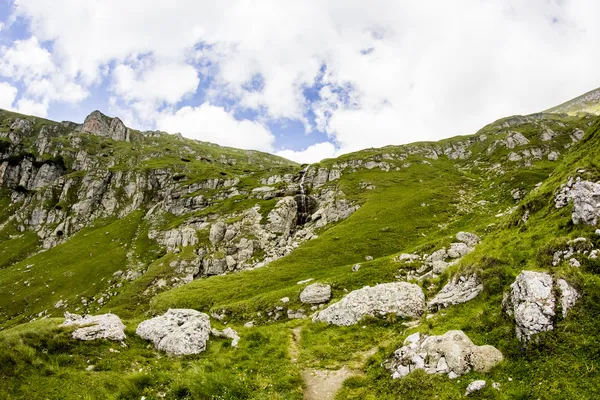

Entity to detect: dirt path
[291,326,363,400]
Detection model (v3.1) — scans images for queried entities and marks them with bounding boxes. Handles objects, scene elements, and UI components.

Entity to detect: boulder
[503,271,579,341]
[61,312,126,341]
[300,283,332,304]
[428,275,483,310]
[456,232,481,247]
[387,330,503,379]
[209,222,227,244]
[447,242,470,258]
[555,179,600,225]
[266,197,297,235]
[136,309,211,356]
[466,380,487,396]
[313,282,425,326]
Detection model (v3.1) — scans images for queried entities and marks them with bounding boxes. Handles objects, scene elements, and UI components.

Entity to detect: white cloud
[15,98,48,117]
[155,103,275,152]
[0,82,18,110]
[112,61,199,105]
[276,142,337,164]
[0,36,54,80]
[8,0,600,162]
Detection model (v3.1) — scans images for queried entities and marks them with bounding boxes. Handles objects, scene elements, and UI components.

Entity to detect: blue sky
[1,0,599,162]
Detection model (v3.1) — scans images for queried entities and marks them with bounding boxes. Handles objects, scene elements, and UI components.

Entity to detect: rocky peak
[77,110,129,142]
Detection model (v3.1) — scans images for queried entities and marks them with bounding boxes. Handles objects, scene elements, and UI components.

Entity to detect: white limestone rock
[503,271,579,342]
[61,312,126,341]
[136,309,211,356]
[466,380,487,396]
[428,275,483,310]
[387,330,503,379]
[300,283,332,304]
[313,282,425,326]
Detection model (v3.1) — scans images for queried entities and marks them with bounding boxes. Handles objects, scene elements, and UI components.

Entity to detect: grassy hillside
[1,106,600,398]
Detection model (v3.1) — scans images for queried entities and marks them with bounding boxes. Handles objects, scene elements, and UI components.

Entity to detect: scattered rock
[61,312,126,341]
[281,297,290,303]
[313,282,425,326]
[428,275,483,310]
[503,271,579,341]
[352,263,361,272]
[136,309,211,356]
[211,327,240,347]
[466,380,487,396]
[456,232,481,247]
[387,330,503,379]
[300,283,332,304]
[365,256,373,261]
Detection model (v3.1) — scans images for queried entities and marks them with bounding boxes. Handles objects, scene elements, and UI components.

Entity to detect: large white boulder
[503,271,579,341]
[555,178,600,225]
[313,282,425,326]
[136,309,211,356]
[387,330,503,379]
[61,312,126,341]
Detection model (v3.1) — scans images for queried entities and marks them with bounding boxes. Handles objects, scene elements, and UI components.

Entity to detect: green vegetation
[1,107,600,398]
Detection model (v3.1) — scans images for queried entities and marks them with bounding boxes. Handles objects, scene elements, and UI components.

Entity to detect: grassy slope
[0,113,599,398]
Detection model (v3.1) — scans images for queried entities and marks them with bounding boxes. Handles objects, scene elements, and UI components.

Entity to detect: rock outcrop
[300,283,332,304]
[136,309,211,355]
[555,178,600,225]
[502,271,579,341]
[428,275,483,310]
[77,110,129,141]
[61,312,126,341]
[387,331,503,379]
[211,327,240,347]
[313,282,425,326]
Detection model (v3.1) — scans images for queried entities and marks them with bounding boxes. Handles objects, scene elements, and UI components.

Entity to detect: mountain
[546,87,600,115]
[1,92,600,399]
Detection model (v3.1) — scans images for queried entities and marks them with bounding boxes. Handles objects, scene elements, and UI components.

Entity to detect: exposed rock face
[505,132,530,149]
[555,178,600,225]
[428,275,483,310]
[77,110,129,141]
[300,283,331,304]
[387,331,503,379]
[136,309,211,356]
[266,196,297,234]
[503,271,579,341]
[61,312,126,341]
[313,282,425,326]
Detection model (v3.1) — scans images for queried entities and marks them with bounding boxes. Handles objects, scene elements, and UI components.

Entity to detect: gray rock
[352,263,361,272]
[503,271,579,342]
[266,196,297,235]
[136,309,211,356]
[388,330,503,379]
[209,222,227,244]
[555,179,600,225]
[313,282,425,326]
[548,151,560,161]
[428,275,483,310]
[211,327,240,347]
[505,132,530,149]
[466,380,487,396]
[447,242,470,258]
[456,232,481,247]
[300,283,332,304]
[61,312,126,341]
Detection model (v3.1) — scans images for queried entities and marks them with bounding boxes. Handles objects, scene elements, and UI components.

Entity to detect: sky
[0,0,599,163]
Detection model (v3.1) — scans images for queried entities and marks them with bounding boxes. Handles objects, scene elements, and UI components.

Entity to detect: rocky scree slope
[1,102,600,399]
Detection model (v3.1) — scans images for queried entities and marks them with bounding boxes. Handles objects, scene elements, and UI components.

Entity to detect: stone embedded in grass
[211,327,240,347]
[455,231,481,247]
[61,312,126,341]
[466,380,487,396]
[312,282,425,326]
[386,330,503,379]
[300,283,332,304]
[502,271,579,342]
[136,309,211,356]
[428,275,483,311]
